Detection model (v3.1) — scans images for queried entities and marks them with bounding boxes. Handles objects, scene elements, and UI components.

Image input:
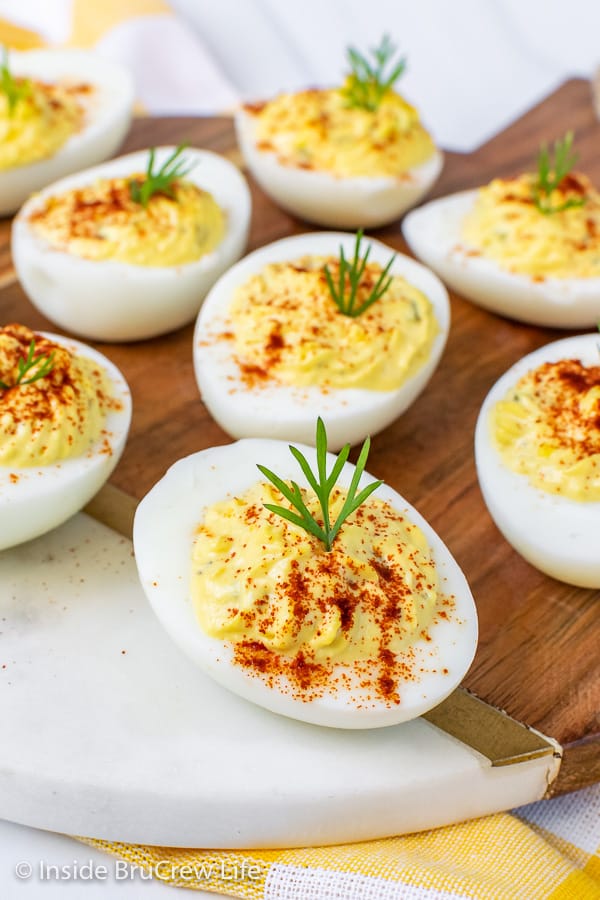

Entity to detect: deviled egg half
[0,323,131,550]
[236,36,442,228]
[134,422,478,728]
[194,231,449,450]
[0,48,134,216]
[12,145,252,342]
[404,133,600,328]
[476,333,600,587]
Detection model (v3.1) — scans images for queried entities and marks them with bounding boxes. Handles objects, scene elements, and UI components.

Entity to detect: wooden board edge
[590,69,600,120]
[84,482,562,789]
[0,266,16,290]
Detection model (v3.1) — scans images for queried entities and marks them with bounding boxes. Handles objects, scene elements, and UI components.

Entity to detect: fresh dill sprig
[257,417,383,553]
[129,144,195,207]
[0,339,55,390]
[342,34,406,112]
[324,229,395,317]
[0,47,31,115]
[533,131,586,215]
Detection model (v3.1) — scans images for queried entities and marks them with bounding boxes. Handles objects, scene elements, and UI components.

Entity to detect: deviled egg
[12,145,252,342]
[403,132,600,327]
[236,36,442,228]
[475,333,600,587]
[194,231,449,450]
[0,48,134,216]
[0,323,131,550]
[134,421,478,728]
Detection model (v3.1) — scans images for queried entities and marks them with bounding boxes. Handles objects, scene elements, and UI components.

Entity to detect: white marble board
[0,512,560,848]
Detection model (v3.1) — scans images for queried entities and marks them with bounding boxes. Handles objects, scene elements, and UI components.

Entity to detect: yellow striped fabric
[0,1,169,51]
[80,784,600,899]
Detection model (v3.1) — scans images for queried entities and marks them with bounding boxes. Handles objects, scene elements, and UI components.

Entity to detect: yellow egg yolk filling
[0,78,86,171]
[247,86,435,178]
[491,358,600,501]
[28,177,226,267]
[462,172,600,278]
[0,323,118,467]
[224,256,437,392]
[191,481,450,704]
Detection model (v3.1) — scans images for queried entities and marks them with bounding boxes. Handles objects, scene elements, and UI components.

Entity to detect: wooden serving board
[1,79,598,796]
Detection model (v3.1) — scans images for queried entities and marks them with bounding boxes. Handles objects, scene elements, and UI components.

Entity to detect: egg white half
[0,332,131,551]
[236,108,443,229]
[194,231,450,451]
[403,190,600,328]
[12,147,252,342]
[0,49,134,217]
[134,438,478,729]
[475,333,600,587]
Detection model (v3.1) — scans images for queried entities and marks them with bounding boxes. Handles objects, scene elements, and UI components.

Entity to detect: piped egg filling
[191,481,454,706]
[0,323,120,467]
[0,78,88,171]
[217,256,437,391]
[491,357,600,501]
[246,87,435,178]
[27,176,226,267]
[462,172,600,279]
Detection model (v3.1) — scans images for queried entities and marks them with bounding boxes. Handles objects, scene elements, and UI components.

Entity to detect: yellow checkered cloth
[79,784,600,899]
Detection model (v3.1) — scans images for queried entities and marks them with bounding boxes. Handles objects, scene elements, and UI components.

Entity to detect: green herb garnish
[343,34,406,112]
[533,131,586,215]
[324,229,395,317]
[129,144,195,207]
[1,47,31,115]
[0,339,55,390]
[257,417,383,553]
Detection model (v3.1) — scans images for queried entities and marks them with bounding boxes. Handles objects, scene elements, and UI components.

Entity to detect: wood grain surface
[1,79,598,794]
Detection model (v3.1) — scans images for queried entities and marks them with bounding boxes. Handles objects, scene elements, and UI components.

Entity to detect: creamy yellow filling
[249,86,435,178]
[491,358,600,501]
[462,173,600,278]
[28,177,226,267]
[226,256,437,392]
[0,324,116,467]
[191,481,443,701]
[0,79,85,171]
